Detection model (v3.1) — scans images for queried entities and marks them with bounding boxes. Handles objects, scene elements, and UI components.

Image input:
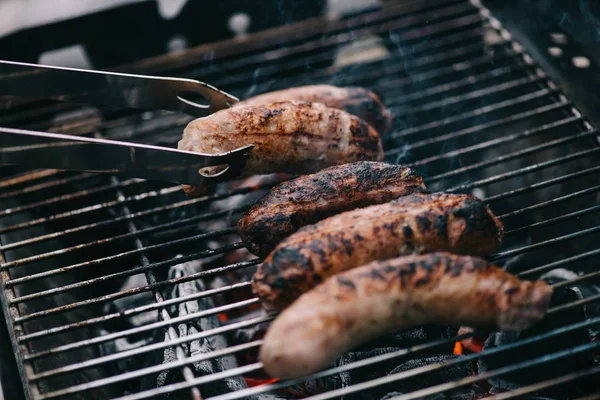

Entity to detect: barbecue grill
[1,0,600,399]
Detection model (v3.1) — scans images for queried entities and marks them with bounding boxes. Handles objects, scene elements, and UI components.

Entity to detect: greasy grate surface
[1,0,600,399]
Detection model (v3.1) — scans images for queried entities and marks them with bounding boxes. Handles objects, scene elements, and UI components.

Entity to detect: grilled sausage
[238,85,392,134]
[238,162,427,257]
[178,101,384,197]
[253,193,504,309]
[260,252,553,379]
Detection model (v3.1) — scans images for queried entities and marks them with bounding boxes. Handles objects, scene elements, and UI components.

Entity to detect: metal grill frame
[1,0,600,399]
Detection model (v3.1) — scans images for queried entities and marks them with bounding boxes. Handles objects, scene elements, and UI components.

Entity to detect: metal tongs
[0,60,253,186]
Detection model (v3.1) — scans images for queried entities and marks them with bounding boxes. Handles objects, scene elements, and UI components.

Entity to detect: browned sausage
[238,85,392,134]
[238,161,427,257]
[178,101,384,197]
[253,193,504,309]
[260,252,553,379]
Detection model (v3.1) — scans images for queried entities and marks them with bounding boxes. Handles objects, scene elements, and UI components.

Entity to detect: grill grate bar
[491,225,600,261]
[0,169,65,190]
[505,203,600,235]
[7,238,241,304]
[30,315,273,390]
[426,127,593,183]
[497,184,600,220]
[6,228,241,296]
[17,282,252,343]
[32,341,262,400]
[116,313,600,400]
[14,258,260,323]
[0,178,140,218]
[112,180,203,400]
[375,49,511,101]
[0,0,598,398]
[479,365,600,400]
[446,146,600,193]
[390,74,543,115]
[518,248,600,277]
[407,115,583,167]
[8,174,597,311]
[0,173,92,201]
[3,206,247,276]
[386,87,556,141]
[20,274,600,387]
[0,185,182,235]
[364,343,600,400]
[26,298,259,367]
[385,64,526,106]
[0,183,275,252]
[113,364,264,400]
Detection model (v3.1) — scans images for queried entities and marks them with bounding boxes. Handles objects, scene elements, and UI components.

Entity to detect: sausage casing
[238,161,427,257]
[178,101,384,197]
[260,252,553,379]
[253,193,504,309]
[238,85,392,134]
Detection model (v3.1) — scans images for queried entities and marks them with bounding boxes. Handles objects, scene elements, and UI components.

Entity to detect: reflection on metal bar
[479,365,600,399]
[14,258,260,323]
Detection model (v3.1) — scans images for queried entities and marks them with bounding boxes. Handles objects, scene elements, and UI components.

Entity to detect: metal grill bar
[107,314,600,400]
[447,147,600,192]
[376,344,600,400]
[32,341,262,400]
[14,258,260,324]
[386,87,557,142]
[481,366,600,400]
[1,0,599,398]
[6,230,239,295]
[0,183,275,252]
[19,273,600,396]
[406,115,584,166]
[6,174,595,312]
[112,181,203,400]
[26,298,258,365]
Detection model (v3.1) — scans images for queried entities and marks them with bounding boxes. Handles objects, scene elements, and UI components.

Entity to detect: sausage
[238,161,427,257]
[252,193,504,309]
[237,85,392,134]
[178,101,384,197]
[260,252,553,379]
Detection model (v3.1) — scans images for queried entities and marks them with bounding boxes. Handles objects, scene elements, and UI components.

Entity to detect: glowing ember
[243,377,279,387]
[453,341,463,355]
[457,327,487,353]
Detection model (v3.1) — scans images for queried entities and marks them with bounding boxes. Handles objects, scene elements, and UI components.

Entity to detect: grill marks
[238,162,427,257]
[236,84,392,134]
[252,193,504,309]
[178,101,384,197]
[259,253,553,380]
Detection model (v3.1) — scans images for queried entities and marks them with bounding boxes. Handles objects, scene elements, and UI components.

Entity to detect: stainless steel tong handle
[0,127,253,186]
[0,60,239,117]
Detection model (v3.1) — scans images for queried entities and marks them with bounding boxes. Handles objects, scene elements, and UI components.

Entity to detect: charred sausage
[238,85,392,134]
[253,193,504,309]
[238,162,427,257]
[260,252,553,379]
[178,101,384,197]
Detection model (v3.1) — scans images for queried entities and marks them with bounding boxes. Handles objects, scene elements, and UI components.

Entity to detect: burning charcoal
[140,260,246,398]
[96,274,157,374]
[541,268,600,339]
[380,389,476,400]
[361,327,456,354]
[478,281,596,398]
[386,355,472,396]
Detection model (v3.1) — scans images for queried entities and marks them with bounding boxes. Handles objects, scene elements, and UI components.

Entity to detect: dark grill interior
[1,0,600,399]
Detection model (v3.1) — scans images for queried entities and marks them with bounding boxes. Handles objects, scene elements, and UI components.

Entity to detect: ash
[98,259,283,399]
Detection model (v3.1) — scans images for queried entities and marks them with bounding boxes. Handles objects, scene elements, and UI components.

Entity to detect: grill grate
[1,0,600,399]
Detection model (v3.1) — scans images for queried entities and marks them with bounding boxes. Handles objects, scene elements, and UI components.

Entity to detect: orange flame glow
[244,377,280,387]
